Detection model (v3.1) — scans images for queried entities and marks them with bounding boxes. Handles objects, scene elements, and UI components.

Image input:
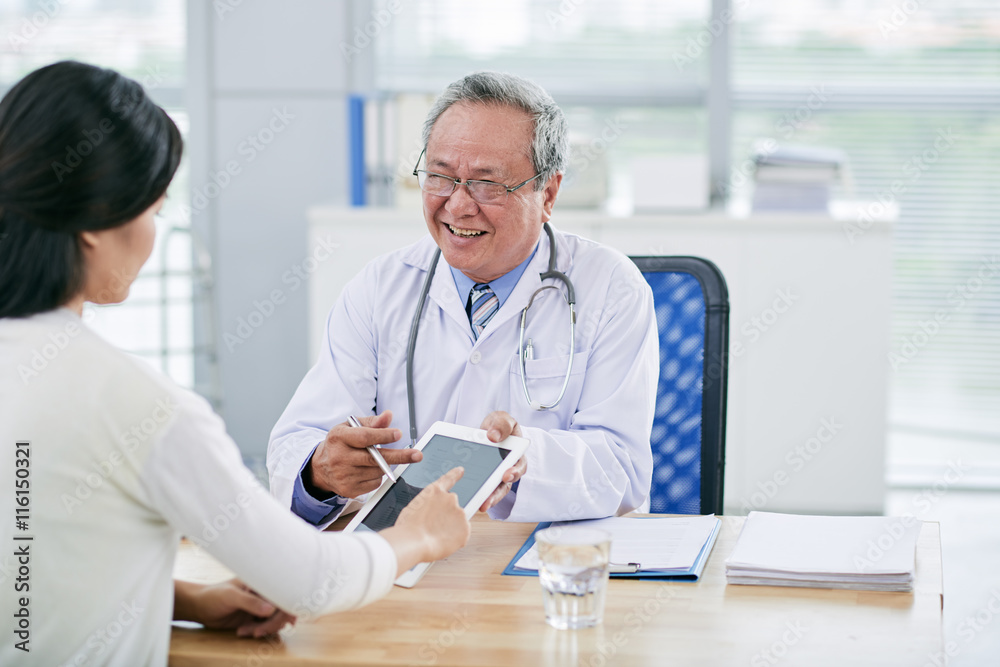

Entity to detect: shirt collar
[449,242,539,309]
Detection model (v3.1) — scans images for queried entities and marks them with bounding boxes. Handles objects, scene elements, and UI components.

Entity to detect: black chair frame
[631,256,730,515]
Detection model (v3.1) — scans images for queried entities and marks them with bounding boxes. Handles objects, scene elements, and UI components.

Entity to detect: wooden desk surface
[170,516,943,666]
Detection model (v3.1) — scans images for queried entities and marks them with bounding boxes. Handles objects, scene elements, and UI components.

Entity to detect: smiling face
[422,101,561,284]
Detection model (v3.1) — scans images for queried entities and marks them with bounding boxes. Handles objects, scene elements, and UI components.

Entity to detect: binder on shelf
[503,515,721,581]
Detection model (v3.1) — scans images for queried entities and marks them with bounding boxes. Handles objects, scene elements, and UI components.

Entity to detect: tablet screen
[357,435,511,533]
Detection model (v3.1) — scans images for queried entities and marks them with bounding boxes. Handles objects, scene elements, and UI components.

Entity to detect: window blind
[372,0,710,99]
[731,0,1000,440]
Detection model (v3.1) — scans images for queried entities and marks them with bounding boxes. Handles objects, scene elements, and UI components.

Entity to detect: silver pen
[347,415,397,483]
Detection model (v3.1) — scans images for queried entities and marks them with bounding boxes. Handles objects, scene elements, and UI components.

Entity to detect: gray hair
[421,72,569,190]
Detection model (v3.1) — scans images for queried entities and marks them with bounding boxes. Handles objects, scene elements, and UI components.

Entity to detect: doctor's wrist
[302,458,338,500]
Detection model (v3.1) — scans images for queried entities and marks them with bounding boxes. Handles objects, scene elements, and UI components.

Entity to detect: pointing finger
[433,466,465,492]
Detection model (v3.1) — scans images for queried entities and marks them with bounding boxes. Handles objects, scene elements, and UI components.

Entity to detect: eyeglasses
[412,148,544,205]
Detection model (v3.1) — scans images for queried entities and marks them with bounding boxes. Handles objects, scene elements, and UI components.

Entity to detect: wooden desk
[170,516,943,666]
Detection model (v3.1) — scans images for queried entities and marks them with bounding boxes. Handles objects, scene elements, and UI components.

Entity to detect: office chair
[630,256,730,515]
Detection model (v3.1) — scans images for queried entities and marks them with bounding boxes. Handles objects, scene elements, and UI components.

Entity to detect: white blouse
[0,309,396,667]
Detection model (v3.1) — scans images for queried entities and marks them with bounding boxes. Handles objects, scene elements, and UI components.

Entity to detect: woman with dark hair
[0,61,470,666]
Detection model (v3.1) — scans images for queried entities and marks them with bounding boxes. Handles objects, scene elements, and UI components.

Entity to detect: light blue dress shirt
[289,244,539,525]
[449,243,538,317]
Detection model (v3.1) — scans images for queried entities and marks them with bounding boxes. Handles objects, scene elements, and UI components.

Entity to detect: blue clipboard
[502,517,721,581]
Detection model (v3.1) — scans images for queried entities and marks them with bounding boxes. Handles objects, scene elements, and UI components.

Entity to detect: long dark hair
[0,60,183,318]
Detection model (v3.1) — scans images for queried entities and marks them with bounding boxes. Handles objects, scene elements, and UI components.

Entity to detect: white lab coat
[268,225,658,524]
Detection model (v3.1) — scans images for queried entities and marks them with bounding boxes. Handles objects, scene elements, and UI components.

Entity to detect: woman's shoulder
[9,308,208,425]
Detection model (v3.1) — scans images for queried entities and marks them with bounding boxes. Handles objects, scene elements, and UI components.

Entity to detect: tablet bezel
[342,421,529,587]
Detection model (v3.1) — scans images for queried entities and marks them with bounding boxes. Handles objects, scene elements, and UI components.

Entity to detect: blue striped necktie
[468,283,499,340]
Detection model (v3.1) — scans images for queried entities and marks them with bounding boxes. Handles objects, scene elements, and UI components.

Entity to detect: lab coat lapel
[400,236,473,340]
[426,247,475,339]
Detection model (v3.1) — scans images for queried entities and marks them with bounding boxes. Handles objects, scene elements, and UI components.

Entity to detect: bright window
[0,0,199,390]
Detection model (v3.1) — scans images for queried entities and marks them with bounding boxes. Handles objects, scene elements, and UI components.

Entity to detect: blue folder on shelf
[502,516,721,581]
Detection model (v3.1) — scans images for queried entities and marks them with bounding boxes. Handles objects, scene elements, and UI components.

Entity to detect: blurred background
[1,1,997,662]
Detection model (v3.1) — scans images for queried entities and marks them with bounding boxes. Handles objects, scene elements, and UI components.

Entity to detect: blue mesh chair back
[631,256,729,515]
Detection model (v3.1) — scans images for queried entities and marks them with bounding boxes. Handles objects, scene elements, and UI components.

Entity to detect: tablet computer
[342,421,529,588]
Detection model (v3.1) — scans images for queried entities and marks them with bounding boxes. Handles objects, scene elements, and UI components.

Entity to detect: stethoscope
[405,222,576,444]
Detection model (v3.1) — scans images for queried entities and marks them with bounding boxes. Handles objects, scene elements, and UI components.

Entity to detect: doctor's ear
[542,172,562,217]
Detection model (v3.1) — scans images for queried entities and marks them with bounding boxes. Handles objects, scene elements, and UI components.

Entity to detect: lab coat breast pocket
[508,349,590,424]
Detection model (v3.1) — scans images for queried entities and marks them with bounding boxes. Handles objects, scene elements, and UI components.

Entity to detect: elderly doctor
[268,72,659,525]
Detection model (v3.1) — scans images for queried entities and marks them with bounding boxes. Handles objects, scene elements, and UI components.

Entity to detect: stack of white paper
[726,512,921,592]
[751,144,849,212]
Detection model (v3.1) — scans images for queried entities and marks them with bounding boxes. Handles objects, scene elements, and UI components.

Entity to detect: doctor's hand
[305,410,422,499]
[478,411,527,513]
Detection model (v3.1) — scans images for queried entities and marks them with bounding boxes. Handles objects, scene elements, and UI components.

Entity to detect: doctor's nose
[444,182,480,216]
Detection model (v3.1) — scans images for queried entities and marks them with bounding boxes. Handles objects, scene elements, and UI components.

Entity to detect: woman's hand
[174,579,296,638]
[379,467,472,575]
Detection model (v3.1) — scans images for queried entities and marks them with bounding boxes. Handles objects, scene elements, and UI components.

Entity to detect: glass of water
[535,526,612,630]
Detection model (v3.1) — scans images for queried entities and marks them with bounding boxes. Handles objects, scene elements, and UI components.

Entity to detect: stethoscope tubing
[406,222,576,444]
